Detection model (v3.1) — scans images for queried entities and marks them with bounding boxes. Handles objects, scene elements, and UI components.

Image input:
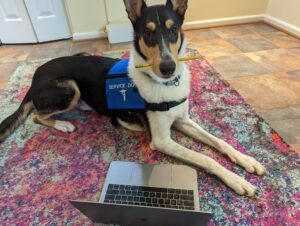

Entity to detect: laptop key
[125,185,131,190]
[131,186,138,191]
[108,184,114,190]
[152,198,157,204]
[156,193,161,198]
[144,192,149,197]
[162,194,167,198]
[150,192,155,197]
[116,201,121,204]
[177,200,183,205]
[113,184,119,189]
[105,194,115,200]
[185,207,194,210]
[171,200,176,205]
[127,196,133,201]
[168,194,173,199]
[119,185,125,189]
[174,194,179,199]
[121,196,127,201]
[168,189,175,194]
[134,197,139,202]
[182,190,188,195]
[126,190,132,195]
[139,197,145,202]
[175,189,182,194]
[166,205,171,208]
[147,204,153,206]
[121,201,128,204]
[128,202,134,205]
[146,198,151,203]
[164,199,170,205]
[120,190,126,195]
[188,190,193,195]
[171,206,178,209]
[160,205,166,208]
[132,191,137,196]
[158,199,164,204]
[184,201,194,207]
[137,191,143,196]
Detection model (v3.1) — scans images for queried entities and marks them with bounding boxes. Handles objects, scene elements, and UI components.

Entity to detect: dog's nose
[159,60,176,77]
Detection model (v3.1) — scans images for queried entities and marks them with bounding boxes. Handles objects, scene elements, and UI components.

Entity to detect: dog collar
[143,73,181,87]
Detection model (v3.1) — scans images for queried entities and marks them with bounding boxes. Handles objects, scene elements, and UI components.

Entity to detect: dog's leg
[173,117,266,175]
[33,114,76,133]
[148,113,257,196]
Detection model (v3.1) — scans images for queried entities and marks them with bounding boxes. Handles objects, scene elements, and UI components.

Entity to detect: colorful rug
[0,48,299,226]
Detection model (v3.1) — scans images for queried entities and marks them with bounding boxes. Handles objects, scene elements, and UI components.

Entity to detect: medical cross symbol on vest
[120,89,127,102]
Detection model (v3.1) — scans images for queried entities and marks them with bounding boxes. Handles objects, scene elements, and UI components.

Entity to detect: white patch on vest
[120,89,127,102]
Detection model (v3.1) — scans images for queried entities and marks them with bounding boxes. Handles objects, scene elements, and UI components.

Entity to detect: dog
[0,0,266,196]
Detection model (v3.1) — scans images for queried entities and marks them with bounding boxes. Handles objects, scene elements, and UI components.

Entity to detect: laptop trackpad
[131,164,172,188]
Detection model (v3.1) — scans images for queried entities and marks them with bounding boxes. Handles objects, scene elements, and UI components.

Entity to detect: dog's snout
[159,59,176,77]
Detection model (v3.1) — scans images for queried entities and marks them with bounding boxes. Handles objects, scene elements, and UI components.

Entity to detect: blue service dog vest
[105,59,146,111]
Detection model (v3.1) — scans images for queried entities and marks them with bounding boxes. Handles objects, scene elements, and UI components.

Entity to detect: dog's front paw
[225,172,257,196]
[229,154,266,176]
[54,120,76,133]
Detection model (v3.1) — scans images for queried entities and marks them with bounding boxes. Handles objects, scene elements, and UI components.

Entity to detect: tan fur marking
[33,115,56,128]
[165,19,174,29]
[139,38,161,75]
[147,22,156,31]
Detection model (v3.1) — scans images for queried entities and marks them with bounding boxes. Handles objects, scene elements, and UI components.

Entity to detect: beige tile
[246,49,300,72]
[28,40,71,60]
[0,82,5,89]
[185,29,220,42]
[290,143,300,154]
[193,38,242,59]
[245,22,278,34]
[211,25,254,38]
[0,62,17,82]
[70,39,111,55]
[260,31,300,48]
[228,73,300,112]
[228,34,278,53]
[0,46,29,63]
[261,105,300,144]
[210,54,278,79]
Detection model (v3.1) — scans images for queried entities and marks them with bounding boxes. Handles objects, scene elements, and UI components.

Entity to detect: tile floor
[0,22,299,154]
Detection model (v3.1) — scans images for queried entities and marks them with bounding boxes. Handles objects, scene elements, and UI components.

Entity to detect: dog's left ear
[166,0,188,17]
[123,0,147,23]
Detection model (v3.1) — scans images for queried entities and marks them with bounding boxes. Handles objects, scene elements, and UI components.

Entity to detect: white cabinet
[0,0,70,44]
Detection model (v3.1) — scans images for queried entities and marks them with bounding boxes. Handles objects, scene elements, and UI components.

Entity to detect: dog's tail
[0,89,33,142]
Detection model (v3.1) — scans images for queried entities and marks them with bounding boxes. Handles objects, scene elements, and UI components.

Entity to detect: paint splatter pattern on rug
[0,48,299,225]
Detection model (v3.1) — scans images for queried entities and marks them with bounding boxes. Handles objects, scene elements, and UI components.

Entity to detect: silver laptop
[70,161,213,225]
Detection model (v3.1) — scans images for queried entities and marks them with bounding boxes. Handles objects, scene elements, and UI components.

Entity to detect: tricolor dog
[0,0,266,196]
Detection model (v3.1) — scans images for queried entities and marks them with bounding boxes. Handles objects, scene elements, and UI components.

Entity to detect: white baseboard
[72,31,107,41]
[263,15,300,37]
[183,15,264,30]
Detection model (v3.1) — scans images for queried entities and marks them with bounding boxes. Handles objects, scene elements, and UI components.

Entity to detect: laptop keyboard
[104,184,195,210]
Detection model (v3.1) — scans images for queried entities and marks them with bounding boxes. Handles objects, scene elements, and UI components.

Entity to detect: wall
[64,0,107,39]
[105,0,269,23]
[266,0,300,28]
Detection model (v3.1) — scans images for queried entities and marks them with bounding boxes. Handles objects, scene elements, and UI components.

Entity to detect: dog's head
[124,0,188,80]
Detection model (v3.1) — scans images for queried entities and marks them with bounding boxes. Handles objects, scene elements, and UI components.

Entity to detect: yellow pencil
[135,55,203,68]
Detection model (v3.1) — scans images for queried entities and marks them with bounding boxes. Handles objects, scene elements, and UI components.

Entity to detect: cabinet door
[24,0,71,42]
[0,0,37,44]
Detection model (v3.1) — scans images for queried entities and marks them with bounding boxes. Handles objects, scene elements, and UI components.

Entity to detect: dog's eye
[170,25,178,34]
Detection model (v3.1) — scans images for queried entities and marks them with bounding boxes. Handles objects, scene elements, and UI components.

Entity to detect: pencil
[135,55,203,68]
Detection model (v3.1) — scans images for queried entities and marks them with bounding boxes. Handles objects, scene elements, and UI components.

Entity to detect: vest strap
[145,98,187,112]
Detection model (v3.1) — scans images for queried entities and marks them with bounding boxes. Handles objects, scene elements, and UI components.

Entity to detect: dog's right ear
[123,0,146,23]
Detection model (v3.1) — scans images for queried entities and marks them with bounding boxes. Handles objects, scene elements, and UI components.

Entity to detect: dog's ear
[166,0,188,17]
[123,0,147,23]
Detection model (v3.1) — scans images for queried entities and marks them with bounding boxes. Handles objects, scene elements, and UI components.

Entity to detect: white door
[24,0,71,42]
[0,0,37,44]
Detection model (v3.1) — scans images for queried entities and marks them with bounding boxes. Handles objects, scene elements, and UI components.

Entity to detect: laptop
[70,161,213,226]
